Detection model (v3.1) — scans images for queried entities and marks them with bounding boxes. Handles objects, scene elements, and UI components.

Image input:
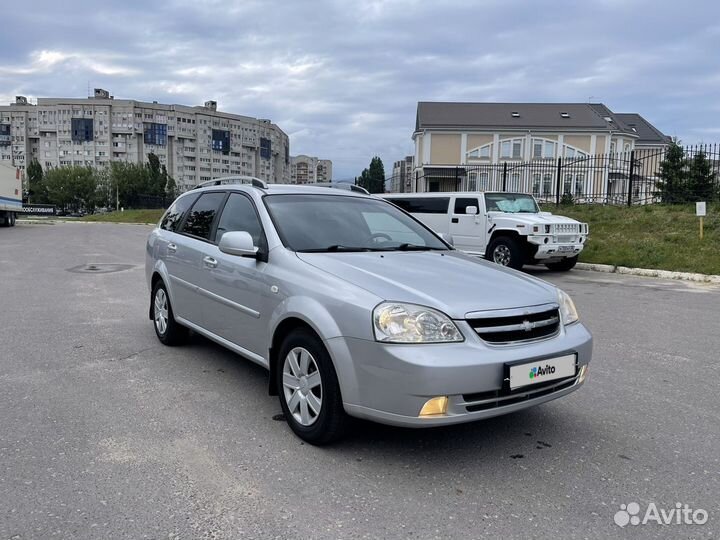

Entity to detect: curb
[575,262,720,284]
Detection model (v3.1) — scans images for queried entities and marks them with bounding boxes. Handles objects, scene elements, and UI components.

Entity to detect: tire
[151,280,188,346]
[1,213,9,227]
[276,328,348,445]
[545,256,578,272]
[9,213,15,227]
[486,235,525,270]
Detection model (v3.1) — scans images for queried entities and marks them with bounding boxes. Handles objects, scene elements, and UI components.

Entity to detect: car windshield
[264,194,449,252]
[485,193,539,213]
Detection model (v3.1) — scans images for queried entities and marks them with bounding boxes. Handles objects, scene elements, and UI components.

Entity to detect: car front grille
[466,305,560,345]
[553,223,579,234]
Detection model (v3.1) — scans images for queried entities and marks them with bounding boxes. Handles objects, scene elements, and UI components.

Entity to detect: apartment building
[0,90,291,193]
[290,154,333,183]
[412,102,670,194]
[390,155,413,193]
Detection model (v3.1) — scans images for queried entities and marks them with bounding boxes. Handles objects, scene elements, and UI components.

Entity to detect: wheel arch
[268,317,323,396]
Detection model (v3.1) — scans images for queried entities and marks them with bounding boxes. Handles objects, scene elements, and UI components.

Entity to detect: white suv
[382,192,588,270]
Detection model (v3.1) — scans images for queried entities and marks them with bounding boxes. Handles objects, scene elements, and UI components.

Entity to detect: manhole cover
[66,263,135,274]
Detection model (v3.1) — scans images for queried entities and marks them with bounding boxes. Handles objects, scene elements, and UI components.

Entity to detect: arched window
[467,144,491,159]
[532,138,556,159]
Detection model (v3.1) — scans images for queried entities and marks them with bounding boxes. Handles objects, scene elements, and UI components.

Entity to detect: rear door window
[180,192,226,240]
[387,197,450,214]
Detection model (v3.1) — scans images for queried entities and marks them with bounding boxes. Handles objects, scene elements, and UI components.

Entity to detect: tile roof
[416,102,663,141]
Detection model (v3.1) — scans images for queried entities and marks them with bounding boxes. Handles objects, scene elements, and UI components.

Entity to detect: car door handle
[451,218,459,223]
[203,256,218,269]
[167,243,177,253]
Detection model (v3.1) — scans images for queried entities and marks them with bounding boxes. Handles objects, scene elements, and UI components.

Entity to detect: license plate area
[506,354,577,391]
[557,245,575,252]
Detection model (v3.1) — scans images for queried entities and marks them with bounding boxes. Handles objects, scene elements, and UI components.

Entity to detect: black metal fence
[126,193,171,209]
[396,144,720,205]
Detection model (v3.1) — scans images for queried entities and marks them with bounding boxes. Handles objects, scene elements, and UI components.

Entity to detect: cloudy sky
[2,0,719,179]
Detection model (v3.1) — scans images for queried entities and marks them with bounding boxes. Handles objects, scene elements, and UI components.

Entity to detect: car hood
[296,251,558,319]
[488,212,582,225]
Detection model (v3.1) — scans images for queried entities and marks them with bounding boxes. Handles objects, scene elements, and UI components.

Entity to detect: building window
[467,144,491,159]
[143,123,167,146]
[71,118,94,142]
[260,137,271,159]
[532,139,556,159]
[500,139,523,159]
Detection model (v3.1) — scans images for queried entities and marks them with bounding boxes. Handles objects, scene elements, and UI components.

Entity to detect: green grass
[81,209,165,224]
[543,203,720,275]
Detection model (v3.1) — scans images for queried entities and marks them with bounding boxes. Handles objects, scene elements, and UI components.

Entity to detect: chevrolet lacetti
[146,178,592,444]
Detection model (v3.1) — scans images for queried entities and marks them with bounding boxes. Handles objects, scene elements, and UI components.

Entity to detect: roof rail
[310,182,370,195]
[194,176,268,190]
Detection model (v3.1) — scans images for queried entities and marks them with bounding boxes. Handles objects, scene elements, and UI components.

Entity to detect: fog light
[419,396,448,417]
[579,365,589,383]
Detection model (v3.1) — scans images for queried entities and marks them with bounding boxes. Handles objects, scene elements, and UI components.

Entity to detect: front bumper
[326,321,592,427]
[527,236,585,260]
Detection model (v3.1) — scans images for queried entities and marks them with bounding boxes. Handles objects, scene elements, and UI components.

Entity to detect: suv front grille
[467,307,560,344]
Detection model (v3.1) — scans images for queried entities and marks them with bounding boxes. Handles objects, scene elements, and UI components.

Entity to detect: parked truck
[0,163,22,227]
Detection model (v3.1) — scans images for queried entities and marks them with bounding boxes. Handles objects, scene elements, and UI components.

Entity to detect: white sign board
[696,202,706,217]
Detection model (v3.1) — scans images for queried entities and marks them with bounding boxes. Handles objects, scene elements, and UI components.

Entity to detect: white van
[381,192,588,271]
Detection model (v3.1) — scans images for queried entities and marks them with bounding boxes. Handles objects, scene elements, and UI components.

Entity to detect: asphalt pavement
[1,222,718,539]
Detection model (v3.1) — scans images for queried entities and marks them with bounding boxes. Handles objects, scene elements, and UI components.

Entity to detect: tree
[165,172,178,200]
[686,150,716,202]
[655,143,687,203]
[146,153,166,196]
[357,156,386,194]
[44,166,99,212]
[27,159,46,203]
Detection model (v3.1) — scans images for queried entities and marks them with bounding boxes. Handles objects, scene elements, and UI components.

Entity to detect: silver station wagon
[146,178,593,444]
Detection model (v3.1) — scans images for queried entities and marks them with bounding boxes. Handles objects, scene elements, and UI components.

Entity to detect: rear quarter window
[160,193,199,232]
[386,197,450,214]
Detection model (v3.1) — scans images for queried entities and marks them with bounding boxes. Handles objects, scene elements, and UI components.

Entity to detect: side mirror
[465,205,478,215]
[440,233,454,246]
[218,231,259,258]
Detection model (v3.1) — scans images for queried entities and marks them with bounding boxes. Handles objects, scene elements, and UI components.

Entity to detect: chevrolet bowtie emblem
[522,320,533,332]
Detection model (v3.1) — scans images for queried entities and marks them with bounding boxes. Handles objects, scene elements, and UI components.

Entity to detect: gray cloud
[1,0,719,177]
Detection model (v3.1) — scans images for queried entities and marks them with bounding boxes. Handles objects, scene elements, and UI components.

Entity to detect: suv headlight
[373,302,463,343]
[557,289,579,325]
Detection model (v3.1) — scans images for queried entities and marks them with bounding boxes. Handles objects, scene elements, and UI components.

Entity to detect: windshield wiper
[298,245,373,253]
[393,243,442,251]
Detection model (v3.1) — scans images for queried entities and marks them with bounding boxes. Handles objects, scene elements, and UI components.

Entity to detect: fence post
[502,162,507,191]
[555,157,562,206]
[627,150,635,207]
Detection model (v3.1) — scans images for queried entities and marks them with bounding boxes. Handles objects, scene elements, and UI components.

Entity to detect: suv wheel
[487,236,524,270]
[276,329,348,445]
[151,281,187,345]
[545,256,578,272]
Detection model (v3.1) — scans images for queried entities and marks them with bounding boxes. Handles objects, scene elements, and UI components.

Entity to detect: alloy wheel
[493,244,511,266]
[154,288,169,335]
[282,347,323,426]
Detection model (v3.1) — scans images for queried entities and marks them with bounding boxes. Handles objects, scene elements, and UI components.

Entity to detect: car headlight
[557,289,579,325]
[373,302,463,343]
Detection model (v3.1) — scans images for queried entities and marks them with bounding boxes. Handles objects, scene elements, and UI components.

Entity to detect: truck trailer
[0,163,22,227]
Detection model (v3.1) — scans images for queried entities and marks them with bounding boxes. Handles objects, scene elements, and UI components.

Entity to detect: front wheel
[276,329,348,445]
[486,236,525,270]
[545,256,578,271]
